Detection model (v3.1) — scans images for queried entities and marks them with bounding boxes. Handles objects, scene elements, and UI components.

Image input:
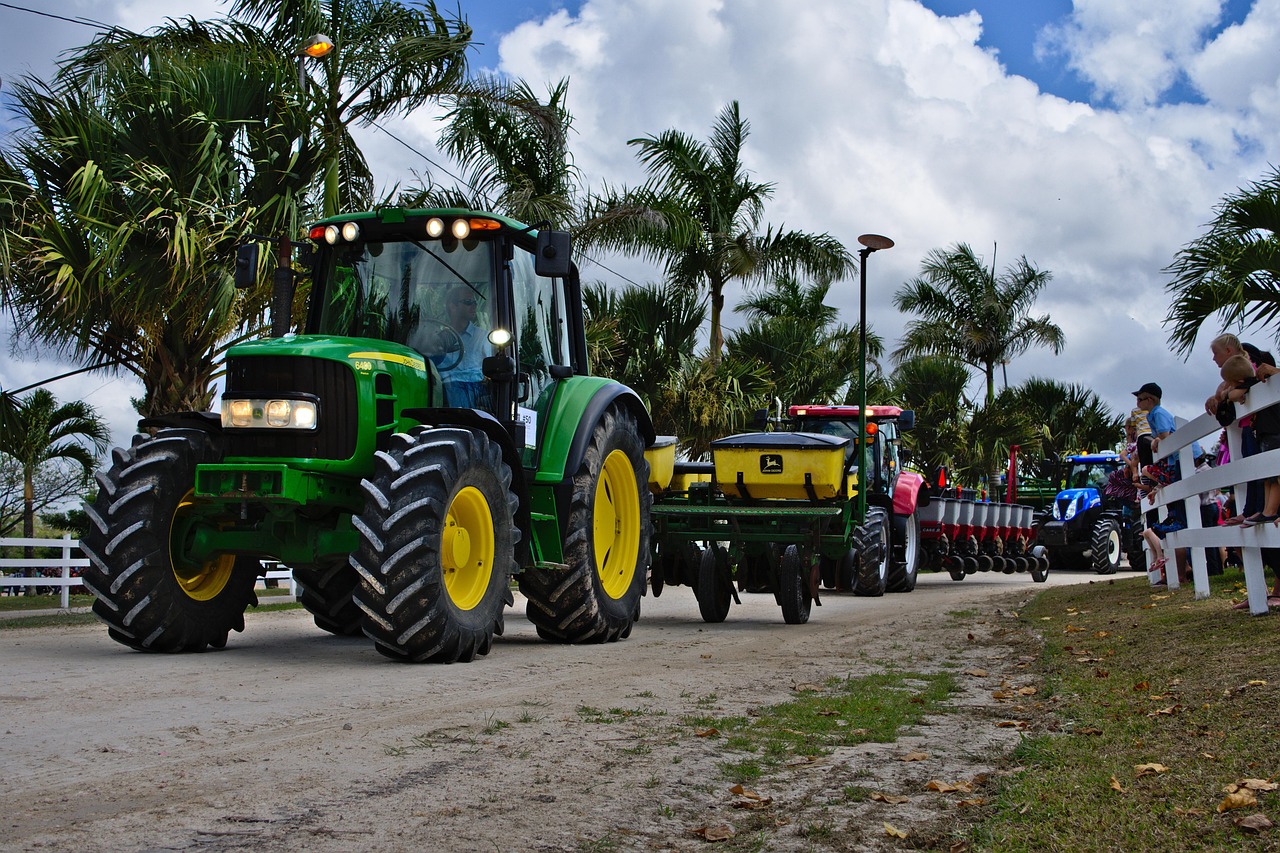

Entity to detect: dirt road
[1,569,1109,852]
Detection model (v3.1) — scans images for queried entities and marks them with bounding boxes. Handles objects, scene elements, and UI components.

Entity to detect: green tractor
[81,208,655,662]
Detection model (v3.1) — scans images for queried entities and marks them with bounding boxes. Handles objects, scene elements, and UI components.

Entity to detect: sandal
[1241,513,1278,527]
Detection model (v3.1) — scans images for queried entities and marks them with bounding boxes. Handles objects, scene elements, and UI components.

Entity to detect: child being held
[1222,354,1280,525]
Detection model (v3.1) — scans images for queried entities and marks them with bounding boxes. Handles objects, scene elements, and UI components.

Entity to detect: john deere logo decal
[760,454,784,474]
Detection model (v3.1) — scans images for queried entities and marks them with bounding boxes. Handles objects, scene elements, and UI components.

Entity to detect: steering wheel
[418,320,465,373]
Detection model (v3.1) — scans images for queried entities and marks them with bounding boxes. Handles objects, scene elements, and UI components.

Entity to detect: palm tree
[582,101,855,363]
[583,280,705,409]
[728,275,882,406]
[1,59,295,416]
[893,243,1064,406]
[0,390,108,565]
[887,354,974,476]
[1165,167,1280,357]
[950,390,1041,495]
[230,0,472,216]
[650,355,773,459]
[1008,378,1123,478]
[404,76,580,229]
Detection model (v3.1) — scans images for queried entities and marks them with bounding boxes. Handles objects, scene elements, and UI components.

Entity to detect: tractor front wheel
[1091,518,1122,574]
[351,427,517,663]
[886,513,922,593]
[521,405,650,643]
[80,429,260,652]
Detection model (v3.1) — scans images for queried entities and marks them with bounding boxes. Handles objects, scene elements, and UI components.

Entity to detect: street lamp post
[855,233,894,523]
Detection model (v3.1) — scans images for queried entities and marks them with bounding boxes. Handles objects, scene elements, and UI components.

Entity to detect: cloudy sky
[1,0,1275,456]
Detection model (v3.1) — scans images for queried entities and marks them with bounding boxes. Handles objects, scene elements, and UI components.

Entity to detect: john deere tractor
[82,208,654,662]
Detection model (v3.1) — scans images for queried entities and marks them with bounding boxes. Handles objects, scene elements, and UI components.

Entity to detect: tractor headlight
[220,397,319,430]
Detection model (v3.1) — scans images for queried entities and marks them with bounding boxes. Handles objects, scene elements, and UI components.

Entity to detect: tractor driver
[433,285,495,409]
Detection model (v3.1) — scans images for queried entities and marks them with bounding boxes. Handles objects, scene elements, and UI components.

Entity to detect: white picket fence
[0,537,296,610]
[1150,375,1280,615]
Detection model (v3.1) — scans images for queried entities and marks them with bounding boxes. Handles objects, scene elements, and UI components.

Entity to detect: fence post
[61,534,72,610]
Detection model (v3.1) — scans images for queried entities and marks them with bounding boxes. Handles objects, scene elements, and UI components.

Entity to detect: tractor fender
[534,377,656,484]
[892,471,928,517]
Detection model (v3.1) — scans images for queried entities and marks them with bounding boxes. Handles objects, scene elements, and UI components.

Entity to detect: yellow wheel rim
[442,485,494,611]
[594,449,641,600]
[170,491,234,602]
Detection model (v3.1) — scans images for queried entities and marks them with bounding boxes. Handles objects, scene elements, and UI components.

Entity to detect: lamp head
[301,34,335,59]
[857,233,894,252]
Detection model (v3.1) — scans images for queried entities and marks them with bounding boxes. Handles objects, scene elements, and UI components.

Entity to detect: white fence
[1151,375,1280,615]
[0,537,296,610]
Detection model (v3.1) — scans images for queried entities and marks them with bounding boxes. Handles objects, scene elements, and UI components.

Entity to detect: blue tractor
[1034,452,1145,573]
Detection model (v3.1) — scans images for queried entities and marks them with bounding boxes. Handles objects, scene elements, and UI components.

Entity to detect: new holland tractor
[1033,452,1144,573]
[81,208,654,662]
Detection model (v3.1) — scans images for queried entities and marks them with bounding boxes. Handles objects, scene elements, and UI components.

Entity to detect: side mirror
[234,243,260,289]
[534,230,572,278]
[897,409,915,431]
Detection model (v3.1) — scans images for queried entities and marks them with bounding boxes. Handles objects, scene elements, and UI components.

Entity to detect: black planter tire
[819,555,838,589]
[695,543,731,623]
[351,426,517,663]
[778,545,812,625]
[1126,545,1148,572]
[80,429,260,653]
[836,548,857,591]
[293,558,363,635]
[886,513,922,593]
[854,507,889,597]
[1090,518,1122,574]
[520,405,650,644]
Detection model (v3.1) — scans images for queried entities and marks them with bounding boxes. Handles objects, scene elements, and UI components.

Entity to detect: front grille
[224,356,358,460]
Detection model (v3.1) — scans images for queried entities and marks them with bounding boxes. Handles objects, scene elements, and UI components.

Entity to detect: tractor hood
[1052,487,1101,522]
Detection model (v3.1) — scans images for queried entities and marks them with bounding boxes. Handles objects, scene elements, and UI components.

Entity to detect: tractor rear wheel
[293,558,363,635]
[695,543,732,623]
[1090,518,1122,574]
[886,513,922,593]
[778,545,812,624]
[352,427,517,663]
[854,507,889,596]
[80,429,260,652]
[521,405,650,643]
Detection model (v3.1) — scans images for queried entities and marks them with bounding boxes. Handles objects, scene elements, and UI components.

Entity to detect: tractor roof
[789,404,903,420]
[1065,453,1122,463]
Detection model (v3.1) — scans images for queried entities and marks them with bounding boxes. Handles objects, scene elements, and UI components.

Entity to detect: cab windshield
[312,237,494,352]
[1066,461,1118,490]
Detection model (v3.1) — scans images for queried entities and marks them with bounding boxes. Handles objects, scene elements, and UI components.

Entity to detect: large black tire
[520,405,650,643]
[80,429,260,652]
[696,543,731,623]
[1126,544,1148,572]
[1090,518,1121,574]
[853,507,889,597]
[778,545,812,625]
[886,513,922,593]
[351,427,517,663]
[293,558,363,636]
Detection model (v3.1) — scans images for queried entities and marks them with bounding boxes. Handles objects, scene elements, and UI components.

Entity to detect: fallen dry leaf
[991,689,1014,700]
[1147,706,1181,717]
[732,797,772,810]
[900,751,929,762]
[791,682,822,692]
[1134,763,1170,777]
[695,728,719,738]
[926,780,959,793]
[729,784,763,800]
[690,824,734,842]
[1218,790,1259,813]
[956,797,986,808]
[1110,776,1124,793]
[1225,779,1279,793]
[964,668,990,677]
[883,822,908,839]
[1064,624,1085,633]
[1095,669,1110,678]
[871,792,911,805]
[1017,686,1038,696]
[995,720,1027,729]
[1248,680,1267,687]
[1133,681,1150,692]
[1235,813,1274,833]
[1076,727,1104,736]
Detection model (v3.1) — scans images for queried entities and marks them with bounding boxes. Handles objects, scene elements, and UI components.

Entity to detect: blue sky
[3,0,1280,456]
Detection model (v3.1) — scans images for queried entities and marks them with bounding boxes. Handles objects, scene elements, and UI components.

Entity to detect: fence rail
[1151,374,1280,615]
[0,537,297,610]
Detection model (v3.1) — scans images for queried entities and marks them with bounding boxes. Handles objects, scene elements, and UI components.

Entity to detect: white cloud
[490,0,1277,424]
[1040,0,1228,109]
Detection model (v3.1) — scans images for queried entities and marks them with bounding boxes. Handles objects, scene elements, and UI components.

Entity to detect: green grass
[966,570,1280,852]
[684,670,957,783]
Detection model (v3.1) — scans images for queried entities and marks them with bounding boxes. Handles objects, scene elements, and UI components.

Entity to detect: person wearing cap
[1133,382,1174,468]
